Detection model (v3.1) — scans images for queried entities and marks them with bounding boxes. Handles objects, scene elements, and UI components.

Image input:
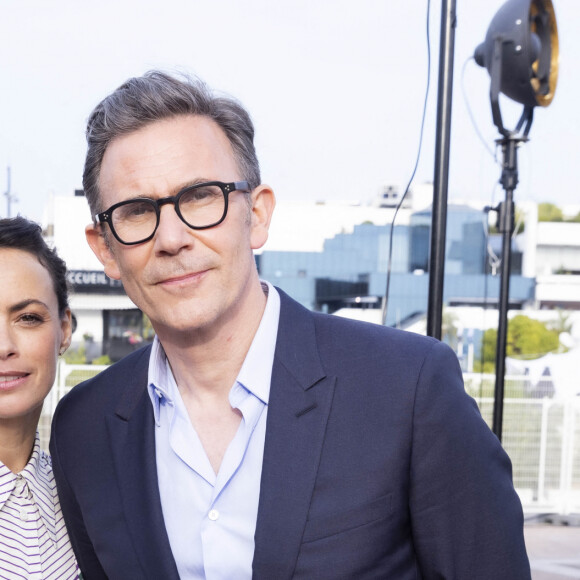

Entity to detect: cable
[479,222,489,399]
[486,182,502,274]
[381,0,431,326]
[479,204,494,399]
[460,57,500,164]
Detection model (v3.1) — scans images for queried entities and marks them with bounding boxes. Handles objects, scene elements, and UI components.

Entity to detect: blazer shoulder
[276,286,452,377]
[277,285,439,349]
[55,344,152,415]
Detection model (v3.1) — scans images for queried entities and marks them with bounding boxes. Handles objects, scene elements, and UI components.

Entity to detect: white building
[42,192,142,361]
[40,191,580,359]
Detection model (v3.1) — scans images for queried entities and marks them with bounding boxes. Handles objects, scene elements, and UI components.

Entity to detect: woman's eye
[19,314,44,325]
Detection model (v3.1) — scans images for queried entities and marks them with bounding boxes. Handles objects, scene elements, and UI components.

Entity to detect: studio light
[475,0,559,136]
[473,0,559,441]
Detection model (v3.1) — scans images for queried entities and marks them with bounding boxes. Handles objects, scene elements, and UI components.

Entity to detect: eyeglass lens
[111,184,226,243]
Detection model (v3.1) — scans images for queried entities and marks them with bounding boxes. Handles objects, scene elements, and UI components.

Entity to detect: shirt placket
[201,385,265,579]
[14,474,43,579]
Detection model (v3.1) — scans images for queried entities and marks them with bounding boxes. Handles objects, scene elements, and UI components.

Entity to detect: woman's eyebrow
[8,299,49,314]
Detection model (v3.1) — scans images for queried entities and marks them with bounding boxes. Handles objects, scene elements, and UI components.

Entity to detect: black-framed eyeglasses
[95,180,250,245]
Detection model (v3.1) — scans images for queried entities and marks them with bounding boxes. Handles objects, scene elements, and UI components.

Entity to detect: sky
[0,0,578,224]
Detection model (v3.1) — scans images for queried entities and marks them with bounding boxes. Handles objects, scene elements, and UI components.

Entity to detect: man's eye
[181,187,221,204]
[119,202,155,220]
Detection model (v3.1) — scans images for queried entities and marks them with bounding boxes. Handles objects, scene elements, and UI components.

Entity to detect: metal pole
[427,0,457,339]
[492,137,519,441]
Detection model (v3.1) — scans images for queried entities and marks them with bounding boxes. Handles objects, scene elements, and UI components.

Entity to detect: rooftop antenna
[4,166,18,217]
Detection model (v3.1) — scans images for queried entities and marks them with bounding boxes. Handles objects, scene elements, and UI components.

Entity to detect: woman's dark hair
[0,216,70,316]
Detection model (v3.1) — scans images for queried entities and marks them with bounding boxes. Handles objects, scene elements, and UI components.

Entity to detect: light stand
[488,45,535,441]
[492,130,526,441]
[475,0,558,441]
[427,0,457,341]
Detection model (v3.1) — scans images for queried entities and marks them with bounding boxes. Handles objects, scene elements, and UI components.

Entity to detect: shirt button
[19,510,29,521]
[208,509,219,521]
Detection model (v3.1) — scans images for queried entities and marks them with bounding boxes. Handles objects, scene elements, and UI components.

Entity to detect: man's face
[86,115,274,341]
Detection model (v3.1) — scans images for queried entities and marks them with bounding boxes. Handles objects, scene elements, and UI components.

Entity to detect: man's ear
[249,184,276,250]
[85,224,122,280]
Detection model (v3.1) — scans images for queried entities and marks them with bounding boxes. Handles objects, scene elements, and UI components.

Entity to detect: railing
[38,361,108,451]
[464,373,580,516]
[40,364,579,516]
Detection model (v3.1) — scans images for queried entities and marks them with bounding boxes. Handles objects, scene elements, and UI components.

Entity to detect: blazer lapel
[106,348,180,580]
[253,291,336,579]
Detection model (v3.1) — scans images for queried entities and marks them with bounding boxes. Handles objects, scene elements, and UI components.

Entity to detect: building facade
[40,190,579,362]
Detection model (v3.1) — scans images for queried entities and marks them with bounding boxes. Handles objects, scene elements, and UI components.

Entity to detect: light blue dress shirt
[147,282,280,579]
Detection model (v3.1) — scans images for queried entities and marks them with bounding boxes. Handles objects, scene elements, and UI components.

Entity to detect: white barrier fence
[39,361,108,452]
[40,363,579,516]
[464,373,580,516]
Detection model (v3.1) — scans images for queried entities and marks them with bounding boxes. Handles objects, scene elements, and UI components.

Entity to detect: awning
[69,293,138,311]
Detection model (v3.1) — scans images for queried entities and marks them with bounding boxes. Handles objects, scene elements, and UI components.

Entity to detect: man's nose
[153,203,195,254]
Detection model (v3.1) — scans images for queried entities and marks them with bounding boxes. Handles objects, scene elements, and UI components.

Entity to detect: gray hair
[83,70,261,218]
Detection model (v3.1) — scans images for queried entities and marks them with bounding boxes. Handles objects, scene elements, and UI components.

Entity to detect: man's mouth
[156,269,209,286]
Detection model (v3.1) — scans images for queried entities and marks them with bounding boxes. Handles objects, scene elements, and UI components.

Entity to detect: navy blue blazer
[50,290,530,579]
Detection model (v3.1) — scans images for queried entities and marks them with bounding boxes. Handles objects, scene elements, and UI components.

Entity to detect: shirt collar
[147,338,173,426]
[22,434,58,542]
[0,457,15,510]
[0,434,57,542]
[147,281,280,420]
[236,281,280,405]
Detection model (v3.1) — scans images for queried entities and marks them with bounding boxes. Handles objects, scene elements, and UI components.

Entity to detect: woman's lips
[0,373,29,390]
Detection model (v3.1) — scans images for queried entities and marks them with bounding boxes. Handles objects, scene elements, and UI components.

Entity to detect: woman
[0,216,80,579]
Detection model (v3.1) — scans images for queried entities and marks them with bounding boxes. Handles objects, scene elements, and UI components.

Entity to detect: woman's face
[0,248,72,425]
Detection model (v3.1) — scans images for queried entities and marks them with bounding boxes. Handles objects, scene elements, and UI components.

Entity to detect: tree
[488,207,525,234]
[547,309,572,335]
[507,315,559,358]
[442,309,459,352]
[477,329,498,373]
[142,313,155,341]
[538,202,563,222]
[476,315,560,372]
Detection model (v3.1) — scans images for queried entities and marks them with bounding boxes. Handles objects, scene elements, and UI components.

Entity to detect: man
[51,71,530,579]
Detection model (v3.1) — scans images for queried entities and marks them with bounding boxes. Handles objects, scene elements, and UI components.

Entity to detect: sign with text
[67,270,125,294]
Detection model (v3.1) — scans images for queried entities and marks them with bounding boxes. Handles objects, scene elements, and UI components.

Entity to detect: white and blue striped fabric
[0,433,79,579]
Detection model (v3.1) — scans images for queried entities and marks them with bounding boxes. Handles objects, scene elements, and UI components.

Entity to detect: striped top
[0,433,79,579]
